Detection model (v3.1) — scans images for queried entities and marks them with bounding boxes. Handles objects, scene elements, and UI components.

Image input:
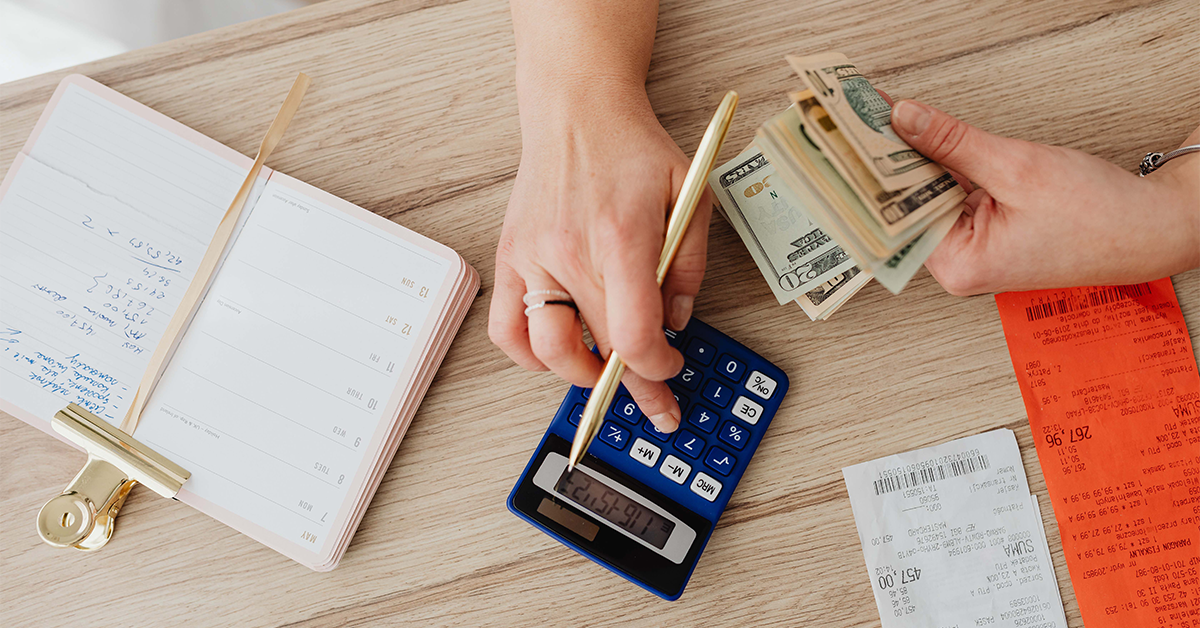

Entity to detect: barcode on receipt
[873,454,991,495]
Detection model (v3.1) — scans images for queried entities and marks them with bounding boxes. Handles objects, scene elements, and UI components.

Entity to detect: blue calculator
[507,317,788,600]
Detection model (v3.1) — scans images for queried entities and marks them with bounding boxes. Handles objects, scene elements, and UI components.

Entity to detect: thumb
[661,188,712,331]
[891,100,1017,190]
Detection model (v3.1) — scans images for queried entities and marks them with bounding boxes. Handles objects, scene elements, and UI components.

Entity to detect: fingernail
[650,412,679,433]
[669,295,693,330]
[892,100,931,137]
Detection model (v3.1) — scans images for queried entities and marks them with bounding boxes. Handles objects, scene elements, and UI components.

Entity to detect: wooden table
[2,0,1196,625]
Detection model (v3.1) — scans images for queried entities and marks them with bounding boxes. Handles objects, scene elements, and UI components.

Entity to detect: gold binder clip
[36,404,189,551]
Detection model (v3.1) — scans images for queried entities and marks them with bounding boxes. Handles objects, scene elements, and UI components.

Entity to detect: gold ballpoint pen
[568,90,739,471]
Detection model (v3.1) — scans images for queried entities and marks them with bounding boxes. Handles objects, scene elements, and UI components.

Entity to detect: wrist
[516,70,655,142]
[1148,162,1200,273]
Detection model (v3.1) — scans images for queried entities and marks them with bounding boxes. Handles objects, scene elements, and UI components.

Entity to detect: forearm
[510,0,659,130]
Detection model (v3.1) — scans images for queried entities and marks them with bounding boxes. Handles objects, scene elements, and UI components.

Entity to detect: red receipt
[995,277,1200,628]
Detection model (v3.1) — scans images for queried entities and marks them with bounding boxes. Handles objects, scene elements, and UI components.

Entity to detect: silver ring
[523,299,579,316]
[522,289,573,307]
[1140,144,1200,177]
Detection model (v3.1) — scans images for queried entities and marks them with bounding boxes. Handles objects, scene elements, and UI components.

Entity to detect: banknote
[708,144,858,305]
[788,53,946,193]
[797,265,872,321]
[872,204,961,294]
[793,93,963,240]
[757,104,963,294]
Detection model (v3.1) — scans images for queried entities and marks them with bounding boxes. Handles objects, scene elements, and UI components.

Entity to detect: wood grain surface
[1,0,1197,626]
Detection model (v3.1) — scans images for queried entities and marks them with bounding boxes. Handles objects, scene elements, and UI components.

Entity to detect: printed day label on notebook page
[995,278,1200,628]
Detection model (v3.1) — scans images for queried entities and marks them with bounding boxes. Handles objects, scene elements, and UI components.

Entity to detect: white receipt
[842,429,1068,628]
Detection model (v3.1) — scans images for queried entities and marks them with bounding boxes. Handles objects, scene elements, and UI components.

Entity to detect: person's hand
[489,85,711,432]
[888,100,1200,295]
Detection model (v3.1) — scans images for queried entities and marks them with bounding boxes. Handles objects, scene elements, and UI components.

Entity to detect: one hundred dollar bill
[708,144,858,305]
[788,53,946,194]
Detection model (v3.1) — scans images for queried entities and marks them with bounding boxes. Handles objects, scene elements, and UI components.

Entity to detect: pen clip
[36,404,189,551]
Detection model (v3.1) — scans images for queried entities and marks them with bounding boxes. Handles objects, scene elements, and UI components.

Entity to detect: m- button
[689,472,723,502]
[659,455,691,484]
[629,438,662,467]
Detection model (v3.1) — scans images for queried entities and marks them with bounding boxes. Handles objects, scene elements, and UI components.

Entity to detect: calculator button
[672,391,688,414]
[675,430,704,459]
[690,472,723,502]
[672,365,702,391]
[730,396,764,425]
[686,405,719,434]
[744,370,777,399]
[567,403,585,426]
[580,387,591,399]
[704,446,737,476]
[716,354,747,382]
[659,455,691,484]
[642,418,672,442]
[629,438,661,467]
[718,421,749,450]
[701,380,732,408]
[598,422,629,450]
[610,395,641,424]
[663,328,686,348]
[685,338,715,366]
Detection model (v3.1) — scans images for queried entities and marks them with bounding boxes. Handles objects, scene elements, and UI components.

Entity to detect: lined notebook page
[134,177,451,555]
[0,82,250,424]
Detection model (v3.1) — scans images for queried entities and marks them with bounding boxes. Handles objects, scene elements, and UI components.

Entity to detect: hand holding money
[891,100,1200,294]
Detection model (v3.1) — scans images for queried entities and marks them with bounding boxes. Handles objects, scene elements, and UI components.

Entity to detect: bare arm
[491,0,711,431]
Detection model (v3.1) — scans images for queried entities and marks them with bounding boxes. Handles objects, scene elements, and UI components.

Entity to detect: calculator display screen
[556,467,676,549]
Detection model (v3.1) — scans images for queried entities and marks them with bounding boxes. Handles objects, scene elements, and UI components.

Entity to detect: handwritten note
[0,83,250,424]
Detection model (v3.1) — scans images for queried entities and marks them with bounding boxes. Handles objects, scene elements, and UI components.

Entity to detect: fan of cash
[707,52,966,321]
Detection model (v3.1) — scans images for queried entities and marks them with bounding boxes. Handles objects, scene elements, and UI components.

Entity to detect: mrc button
[689,472,722,502]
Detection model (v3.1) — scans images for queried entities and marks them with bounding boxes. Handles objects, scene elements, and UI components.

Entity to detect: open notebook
[0,75,479,570]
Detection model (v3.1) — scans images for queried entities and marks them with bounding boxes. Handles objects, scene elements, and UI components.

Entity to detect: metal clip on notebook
[37,404,189,550]
[33,72,310,551]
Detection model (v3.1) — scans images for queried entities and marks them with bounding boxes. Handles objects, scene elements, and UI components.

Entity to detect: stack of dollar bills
[708,52,966,320]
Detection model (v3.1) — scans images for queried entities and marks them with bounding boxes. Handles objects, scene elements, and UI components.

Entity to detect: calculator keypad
[558,322,785,513]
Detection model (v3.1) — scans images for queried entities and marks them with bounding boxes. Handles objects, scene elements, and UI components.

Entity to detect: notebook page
[0,80,255,427]
[133,176,454,560]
